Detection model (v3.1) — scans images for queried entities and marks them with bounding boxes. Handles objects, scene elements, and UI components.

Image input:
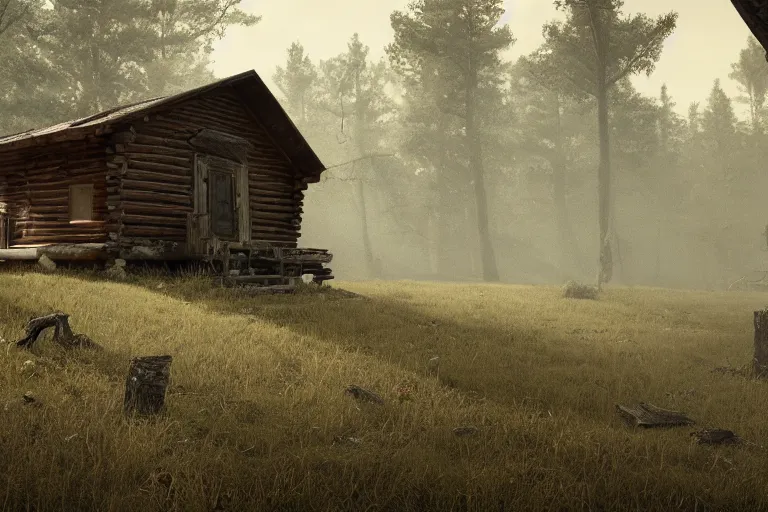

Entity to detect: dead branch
[15,312,101,350]
[615,402,695,428]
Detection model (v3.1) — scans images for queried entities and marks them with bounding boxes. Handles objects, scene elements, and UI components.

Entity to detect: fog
[250,1,764,289]
[1,0,765,290]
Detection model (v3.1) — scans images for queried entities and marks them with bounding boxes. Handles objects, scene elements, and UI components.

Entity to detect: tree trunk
[465,61,499,282]
[356,177,377,277]
[353,69,378,279]
[551,94,587,277]
[435,116,455,279]
[754,309,768,377]
[596,75,613,290]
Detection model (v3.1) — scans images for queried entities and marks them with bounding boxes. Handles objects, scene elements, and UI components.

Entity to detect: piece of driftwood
[616,402,695,428]
[453,426,478,437]
[124,355,173,417]
[344,385,384,405]
[754,309,768,377]
[15,313,101,350]
[691,428,742,445]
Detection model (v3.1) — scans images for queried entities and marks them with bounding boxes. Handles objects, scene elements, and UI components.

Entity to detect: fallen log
[15,312,101,350]
[124,355,173,417]
[615,402,695,428]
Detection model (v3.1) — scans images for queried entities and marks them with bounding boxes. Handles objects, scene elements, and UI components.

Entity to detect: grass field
[2,270,768,511]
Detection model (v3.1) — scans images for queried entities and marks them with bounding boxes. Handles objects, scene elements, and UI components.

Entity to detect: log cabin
[0,70,333,284]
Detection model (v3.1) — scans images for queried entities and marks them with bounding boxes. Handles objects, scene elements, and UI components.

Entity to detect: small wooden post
[124,355,173,417]
[754,309,768,377]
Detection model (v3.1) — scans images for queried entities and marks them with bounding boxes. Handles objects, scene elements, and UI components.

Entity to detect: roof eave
[732,0,768,52]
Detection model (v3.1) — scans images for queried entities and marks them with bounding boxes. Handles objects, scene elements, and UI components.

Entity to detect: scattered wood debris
[616,402,695,428]
[15,313,101,350]
[453,426,478,437]
[22,391,41,408]
[691,428,742,445]
[332,436,362,447]
[344,385,384,405]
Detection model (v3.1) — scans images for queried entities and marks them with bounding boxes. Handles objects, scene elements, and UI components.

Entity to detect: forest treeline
[1,0,766,289]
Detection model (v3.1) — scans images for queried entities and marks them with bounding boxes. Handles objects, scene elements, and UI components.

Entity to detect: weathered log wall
[0,138,108,246]
[109,86,306,250]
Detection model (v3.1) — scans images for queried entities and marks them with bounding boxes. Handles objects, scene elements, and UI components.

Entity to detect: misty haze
[2,0,768,511]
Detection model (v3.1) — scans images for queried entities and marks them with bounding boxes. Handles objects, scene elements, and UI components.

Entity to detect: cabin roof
[732,0,768,52]
[0,70,326,178]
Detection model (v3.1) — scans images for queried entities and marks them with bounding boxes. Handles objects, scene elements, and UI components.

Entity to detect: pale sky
[212,0,755,116]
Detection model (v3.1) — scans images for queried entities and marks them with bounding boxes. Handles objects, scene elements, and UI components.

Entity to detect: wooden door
[208,169,237,239]
[0,212,6,249]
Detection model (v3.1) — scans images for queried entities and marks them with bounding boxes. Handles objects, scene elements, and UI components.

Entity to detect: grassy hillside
[2,271,768,511]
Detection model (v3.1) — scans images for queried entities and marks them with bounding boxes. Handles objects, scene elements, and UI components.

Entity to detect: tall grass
[1,270,768,511]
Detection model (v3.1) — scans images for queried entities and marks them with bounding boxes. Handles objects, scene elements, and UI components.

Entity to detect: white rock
[37,254,56,271]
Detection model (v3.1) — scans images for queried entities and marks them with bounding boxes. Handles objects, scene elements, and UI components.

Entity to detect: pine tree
[729,35,768,135]
[388,0,515,282]
[273,42,317,126]
[536,0,677,288]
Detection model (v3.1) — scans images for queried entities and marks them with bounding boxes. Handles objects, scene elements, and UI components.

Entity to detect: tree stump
[124,355,173,417]
[754,309,768,377]
[15,313,100,350]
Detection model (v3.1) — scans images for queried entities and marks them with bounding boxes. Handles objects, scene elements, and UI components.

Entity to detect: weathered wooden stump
[754,309,768,377]
[124,355,173,417]
[15,312,100,350]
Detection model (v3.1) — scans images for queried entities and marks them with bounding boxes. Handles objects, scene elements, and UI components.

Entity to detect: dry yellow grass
[2,270,768,511]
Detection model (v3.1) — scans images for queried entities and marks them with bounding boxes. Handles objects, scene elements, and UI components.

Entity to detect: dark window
[209,170,237,238]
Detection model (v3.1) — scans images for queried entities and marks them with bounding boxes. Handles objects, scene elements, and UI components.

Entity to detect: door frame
[191,153,250,253]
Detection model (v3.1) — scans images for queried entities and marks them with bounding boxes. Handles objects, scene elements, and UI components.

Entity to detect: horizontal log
[138,121,197,138]
[4,174,106,191]
[119,201,192,216]
[251,216,298,227]
[247,177,295,191]
[249,210,301,221]
[123,143,192,157]
[123,152,191,167]
[161,110,262,140]
[252,225,299,235]
[119,214,187,227]
[117,179,190,195]
[130,134,193,150]
[11,234,108,244]
[134,126,195,142]
[120,225,186,237]
[250,203,299,213]
[122,169,192,185]
[127,159,191,175]
[14,220,107,228]
[112,190,192,207]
